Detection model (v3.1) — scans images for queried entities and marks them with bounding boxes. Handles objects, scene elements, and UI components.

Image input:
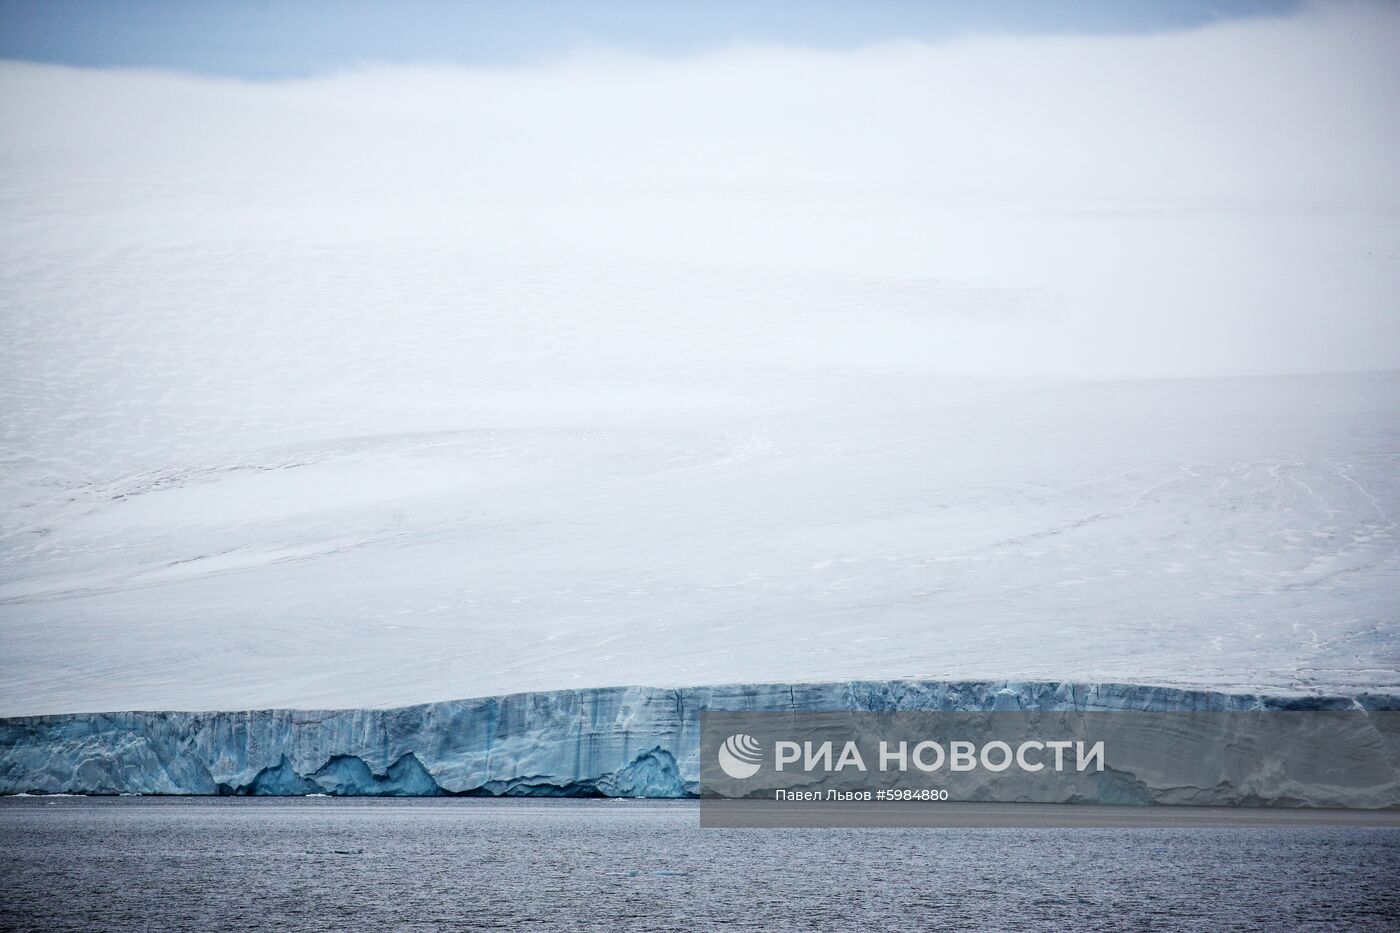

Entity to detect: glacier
[1,11,1398,831]
[3,54,1400,716]
[3,681,1398,806]
[1,368,1396,716]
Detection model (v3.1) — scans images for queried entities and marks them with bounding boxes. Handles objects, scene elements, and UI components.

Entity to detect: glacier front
[3,681,1398,807]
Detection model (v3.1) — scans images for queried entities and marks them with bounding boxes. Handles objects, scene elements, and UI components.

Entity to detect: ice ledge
[2,680,1397,801]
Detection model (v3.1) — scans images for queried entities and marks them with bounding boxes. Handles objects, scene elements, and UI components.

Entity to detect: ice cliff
[2,680,1398,805]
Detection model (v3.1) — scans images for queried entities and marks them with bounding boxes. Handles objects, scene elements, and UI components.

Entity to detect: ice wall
[3,681,1397,805]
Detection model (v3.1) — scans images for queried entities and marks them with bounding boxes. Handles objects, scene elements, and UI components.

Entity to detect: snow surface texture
[2,682,1398,804]
[3,6,1400,715]
[2,365,1398,715]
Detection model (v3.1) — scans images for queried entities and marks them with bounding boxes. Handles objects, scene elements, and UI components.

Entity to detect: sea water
[2,797,1397,931]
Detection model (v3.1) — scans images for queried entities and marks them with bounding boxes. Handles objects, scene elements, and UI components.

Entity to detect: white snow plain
[2,4,1399,713]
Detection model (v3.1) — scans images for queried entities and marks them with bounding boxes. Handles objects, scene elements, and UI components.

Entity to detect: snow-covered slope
[3,8,1400,714]
[2,360,1396,713]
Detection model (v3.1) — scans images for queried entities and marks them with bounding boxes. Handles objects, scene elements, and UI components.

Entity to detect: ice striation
[2,680,1397,805]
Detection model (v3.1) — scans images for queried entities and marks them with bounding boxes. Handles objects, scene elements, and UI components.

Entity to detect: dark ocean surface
[2,797,1398,931]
